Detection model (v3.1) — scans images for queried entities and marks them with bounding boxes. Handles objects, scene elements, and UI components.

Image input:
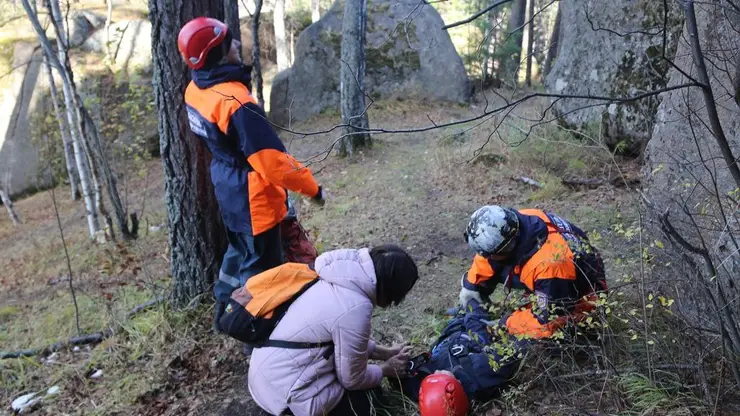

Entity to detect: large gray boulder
[0,43,49,196]
[69,11,107,48]
[545,1,683,154]
[269,0,470,125]
[83,20,153,73]
[643,3,739,330]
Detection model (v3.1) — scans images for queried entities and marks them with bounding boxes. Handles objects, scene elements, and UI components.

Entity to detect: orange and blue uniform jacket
[184,64,319,236]
[464,209,607,339]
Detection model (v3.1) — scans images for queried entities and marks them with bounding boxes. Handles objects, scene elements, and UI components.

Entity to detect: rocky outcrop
[545,0,683,154]
[0,43,49,196]
[69,11,107,48]
[643,2,739,329]
[83,20,153,73]
[269,0,470,126]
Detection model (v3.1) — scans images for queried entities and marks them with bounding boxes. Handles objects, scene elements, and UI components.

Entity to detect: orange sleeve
[505,308,562,339]
[247,149,320,198]
[467,254,495,285]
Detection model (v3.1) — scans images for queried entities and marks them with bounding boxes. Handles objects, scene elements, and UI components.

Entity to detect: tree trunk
[251,0,265,108]
[734,52,740,107]
[149,0,228,306]
[47,0,133,240]
[0,189,21,226]
[684,0,740,189]
[43,53,79,200]
[524,0,535,86]
[105,0,113,62]
[273,0,289,71]
[339,0,371,157]
[224,0,242,59]
[23,0,100,237]
[311,0,320,23]
[504,0,527,83]
[543,5,560,77]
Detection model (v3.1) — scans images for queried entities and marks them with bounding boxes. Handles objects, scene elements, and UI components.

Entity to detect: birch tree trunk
[311,0,320,23]
[251,0,265,108]
[23,0,100,237]
[524,0,535,86]
[105,0,113,62]
[149,0,228,306]
[273,0,289,71]
[43,53,79,200]
[47,0,134,240]
[0,189,21,226]
[339,0,371,156]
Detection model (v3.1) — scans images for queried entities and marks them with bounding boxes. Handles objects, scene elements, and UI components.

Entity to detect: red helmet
[419,373,470,416]
[177,17,229,70]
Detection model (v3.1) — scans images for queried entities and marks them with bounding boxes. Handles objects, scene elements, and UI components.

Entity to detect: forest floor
[0,94,710,416]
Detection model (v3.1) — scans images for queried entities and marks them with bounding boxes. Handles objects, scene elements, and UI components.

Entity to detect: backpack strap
[254,339,335,360]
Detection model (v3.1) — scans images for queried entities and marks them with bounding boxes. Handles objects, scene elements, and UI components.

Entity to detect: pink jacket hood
[248,249,382,416]
[313,248,377,303]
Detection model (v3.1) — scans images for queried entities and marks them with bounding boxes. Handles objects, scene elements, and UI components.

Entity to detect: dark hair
[370,245,419,307]
[202,28,233,69]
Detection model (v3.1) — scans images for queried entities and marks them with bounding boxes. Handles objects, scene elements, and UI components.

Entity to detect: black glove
[311,186,326,206]
[213,300,227,333]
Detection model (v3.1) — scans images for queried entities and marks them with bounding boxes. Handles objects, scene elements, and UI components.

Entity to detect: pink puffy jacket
[247,249,383,416]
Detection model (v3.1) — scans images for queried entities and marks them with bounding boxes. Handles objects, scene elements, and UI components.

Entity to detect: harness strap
[255,339,333,349]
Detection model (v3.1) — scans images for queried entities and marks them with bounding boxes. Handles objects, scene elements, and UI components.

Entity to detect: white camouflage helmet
[464,205,520,256]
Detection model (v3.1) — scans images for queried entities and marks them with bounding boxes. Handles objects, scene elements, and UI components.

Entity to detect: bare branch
[684,0,740,188]
[442,0,514,30]
[660,210,708,255]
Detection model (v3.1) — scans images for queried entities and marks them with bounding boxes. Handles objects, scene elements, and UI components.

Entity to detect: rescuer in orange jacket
[459,206,607,339]
[177,18,325,330]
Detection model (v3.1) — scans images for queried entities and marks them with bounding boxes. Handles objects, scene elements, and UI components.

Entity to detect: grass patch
[506,122,613,179]
[1,283,159,352]
[526,173,569,202]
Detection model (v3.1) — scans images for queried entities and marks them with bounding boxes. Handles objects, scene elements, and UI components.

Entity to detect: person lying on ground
[176,17,326,331]
[395,298,528,416]
[459,206,608,339]
[245,245,420,416]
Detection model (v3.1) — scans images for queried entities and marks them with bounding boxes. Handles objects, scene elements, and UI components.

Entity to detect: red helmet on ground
[177,17,229,70]
[419,372,470,416]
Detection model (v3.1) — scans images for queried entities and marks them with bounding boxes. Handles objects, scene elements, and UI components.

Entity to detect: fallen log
[0,296,165,360]
[561,177,605,188]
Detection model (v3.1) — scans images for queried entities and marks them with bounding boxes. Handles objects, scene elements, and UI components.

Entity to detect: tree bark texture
[149,0,228,306]
[504,0,527,82]
[251,0,265,108]
[543,5,560,77]
[0,189,21,225]
[311,0,320,23]
[24,0,100,237]
[224,0,242,59]
[273,0,289,71]
[524,0,535,86]
[43,53,79,200]
[339,0,371,157]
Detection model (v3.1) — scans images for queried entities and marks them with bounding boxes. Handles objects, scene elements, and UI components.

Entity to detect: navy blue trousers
[214,224,284,302]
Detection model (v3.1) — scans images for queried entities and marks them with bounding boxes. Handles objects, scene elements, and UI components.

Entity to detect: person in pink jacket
[248,245,419,416]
